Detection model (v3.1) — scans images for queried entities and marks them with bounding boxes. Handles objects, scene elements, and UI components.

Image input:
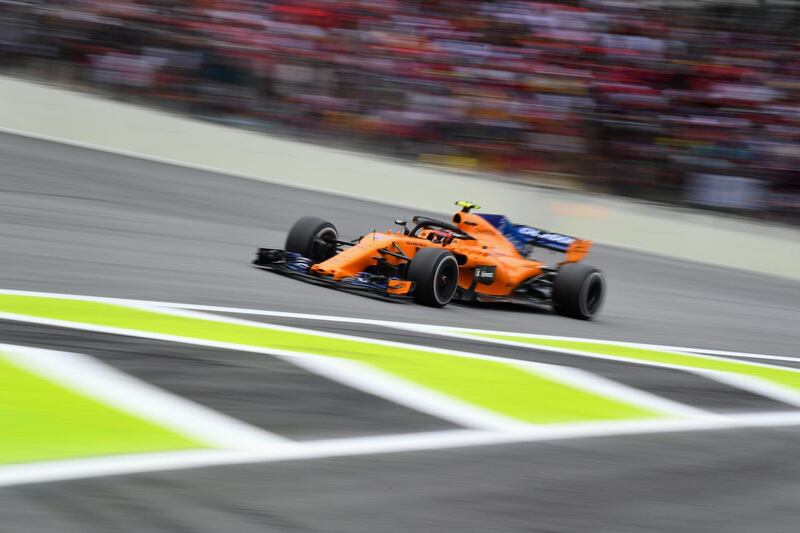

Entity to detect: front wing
[253,248,415,300]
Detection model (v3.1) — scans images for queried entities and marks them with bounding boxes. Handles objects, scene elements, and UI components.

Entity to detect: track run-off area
[1,131,799,532]
[3,288,800,489]
[0,290,800,485]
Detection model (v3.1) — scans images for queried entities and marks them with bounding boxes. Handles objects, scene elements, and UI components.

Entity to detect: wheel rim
[310,228,337,262]
[433,257,459,304]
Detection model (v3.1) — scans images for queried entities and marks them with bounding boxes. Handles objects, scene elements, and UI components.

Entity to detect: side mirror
[394,218,409,235]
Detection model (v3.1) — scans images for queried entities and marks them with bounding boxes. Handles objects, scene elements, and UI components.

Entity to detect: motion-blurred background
[2,3,800,532]
[2,0,798,224]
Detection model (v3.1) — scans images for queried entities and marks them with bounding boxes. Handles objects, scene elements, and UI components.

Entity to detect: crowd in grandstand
[1,0,798,223]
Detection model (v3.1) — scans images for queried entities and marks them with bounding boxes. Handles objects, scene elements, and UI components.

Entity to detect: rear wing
[476,214,591,262]
[515,226,592,263]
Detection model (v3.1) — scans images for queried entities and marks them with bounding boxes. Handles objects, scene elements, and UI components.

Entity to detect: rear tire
[407,248,459,307]
[552,263,605,320]
[285,217,338,263]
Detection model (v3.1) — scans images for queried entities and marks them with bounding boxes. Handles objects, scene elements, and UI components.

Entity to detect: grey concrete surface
[5,428,800,533]
[1,132,800,532]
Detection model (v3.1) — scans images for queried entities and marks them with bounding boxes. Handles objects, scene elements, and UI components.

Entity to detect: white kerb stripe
[696,370,800,409]
[424,329,800,409]
[121,304,540,431]
[0,303,725,425]
[514,361,715,419]
[0,311,541,432]
[1,344,289,450]
[286,355,536,432]
[6,413,800,488]
[0,290,793,419]
[129,304,709,424]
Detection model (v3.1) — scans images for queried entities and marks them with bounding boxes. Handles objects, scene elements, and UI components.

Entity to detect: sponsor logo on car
[474,265,496,284]
[517,227,541,238]
[540,233,574,245]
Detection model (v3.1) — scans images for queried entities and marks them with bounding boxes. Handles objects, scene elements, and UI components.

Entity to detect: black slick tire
[285,217,338,263]
[407,248,459,307]
[552,263,605,320]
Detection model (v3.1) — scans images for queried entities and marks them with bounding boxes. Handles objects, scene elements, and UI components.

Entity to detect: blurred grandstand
[1,0,798,224]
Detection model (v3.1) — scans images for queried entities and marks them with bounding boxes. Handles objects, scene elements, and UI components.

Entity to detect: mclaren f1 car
[253,201,605,319]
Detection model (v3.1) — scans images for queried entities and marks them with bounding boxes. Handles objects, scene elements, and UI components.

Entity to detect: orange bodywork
[310,211,591,297]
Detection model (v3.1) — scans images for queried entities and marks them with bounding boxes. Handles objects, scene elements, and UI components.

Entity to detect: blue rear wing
[478,214,577,255]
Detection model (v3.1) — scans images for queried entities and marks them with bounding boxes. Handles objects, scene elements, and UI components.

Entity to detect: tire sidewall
[553,263,605,319]
[431,254,459,306]
[285,217,338,263]
[407,248,459,307]
[577,270,605,318]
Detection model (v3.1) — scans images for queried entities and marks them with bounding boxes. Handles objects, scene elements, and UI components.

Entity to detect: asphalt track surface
[1,131,800,532]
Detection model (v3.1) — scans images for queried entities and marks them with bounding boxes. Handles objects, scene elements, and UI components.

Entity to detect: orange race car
[254,201,605,319]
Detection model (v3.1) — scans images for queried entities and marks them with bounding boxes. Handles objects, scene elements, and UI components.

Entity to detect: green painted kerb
[0,295,662,424]
[467,333,800,391]
[0,354,204,464]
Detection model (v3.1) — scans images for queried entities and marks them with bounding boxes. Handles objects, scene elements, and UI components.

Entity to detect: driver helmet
[428,229,455,246]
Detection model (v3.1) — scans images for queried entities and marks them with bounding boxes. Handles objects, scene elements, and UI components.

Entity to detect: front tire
[552,263,605,320]
[407,248,459,307]
[285,216,338,263]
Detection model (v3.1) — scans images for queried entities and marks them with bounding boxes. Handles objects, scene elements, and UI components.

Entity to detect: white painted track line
[0,288,793,364]
[5,412,800,488]
[420,327,800,377]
